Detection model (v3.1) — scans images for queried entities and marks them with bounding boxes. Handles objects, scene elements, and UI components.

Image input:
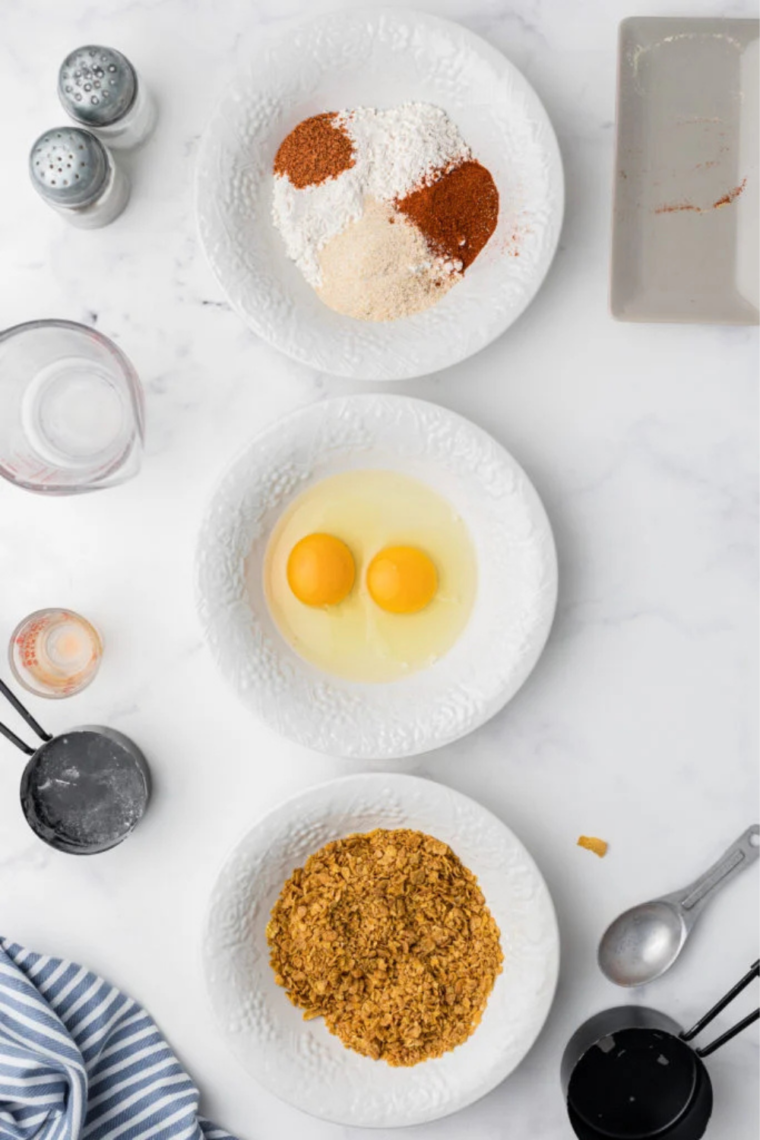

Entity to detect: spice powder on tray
[266,828,504,1066]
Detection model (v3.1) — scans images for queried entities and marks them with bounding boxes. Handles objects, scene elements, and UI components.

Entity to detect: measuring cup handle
[0,677,51,755]
[673,825,759,926]
[682,960,760,1054]
[0,722,35,755]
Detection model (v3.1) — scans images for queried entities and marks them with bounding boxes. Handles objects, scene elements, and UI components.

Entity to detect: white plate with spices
[195,395,557,760]
[195,8,563,380]
[203,772,560,1127]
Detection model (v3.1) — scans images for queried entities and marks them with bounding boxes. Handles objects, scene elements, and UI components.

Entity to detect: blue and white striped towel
[0,939,237,1140]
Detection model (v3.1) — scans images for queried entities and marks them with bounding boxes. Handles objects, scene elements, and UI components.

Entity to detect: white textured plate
[196,395,557,760]
[203,772,560,1127]
[195,8,563,380]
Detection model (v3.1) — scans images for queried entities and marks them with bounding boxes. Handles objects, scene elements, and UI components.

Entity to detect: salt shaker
[58,45,155,149]
[29,127,129,228]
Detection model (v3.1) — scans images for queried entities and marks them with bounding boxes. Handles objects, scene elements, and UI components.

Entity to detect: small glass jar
[29,126,129,228]
[58,45,156,149]
[9,609,103,698]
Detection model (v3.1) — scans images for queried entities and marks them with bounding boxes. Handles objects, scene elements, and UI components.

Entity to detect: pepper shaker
[29,127,129,228]
[58,45,156,149]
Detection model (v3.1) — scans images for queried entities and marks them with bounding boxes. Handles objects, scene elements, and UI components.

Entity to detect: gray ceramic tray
[612,17,759,324]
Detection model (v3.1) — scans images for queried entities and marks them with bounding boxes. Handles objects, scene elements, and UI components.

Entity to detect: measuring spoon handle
[671,825,759,928]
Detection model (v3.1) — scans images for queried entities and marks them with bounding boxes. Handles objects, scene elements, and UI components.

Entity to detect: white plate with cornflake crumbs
[195,395,557,760]
[612,18,759,324]
[203,773,559,1127]
[195,8,563,380]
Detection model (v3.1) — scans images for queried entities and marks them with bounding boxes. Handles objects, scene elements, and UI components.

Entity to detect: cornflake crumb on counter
[577,835,609,858]
[266,828,503,1066]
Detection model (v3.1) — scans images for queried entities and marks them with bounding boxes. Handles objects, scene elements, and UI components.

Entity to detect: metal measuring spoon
[599,825,760,987]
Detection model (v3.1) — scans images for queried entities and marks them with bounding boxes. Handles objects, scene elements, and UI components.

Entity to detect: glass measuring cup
[0,320,144,494]
[9,608,103,698]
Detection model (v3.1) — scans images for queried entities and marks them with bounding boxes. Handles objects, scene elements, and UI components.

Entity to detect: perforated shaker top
[58,45,136,127]
[29,127,109,207]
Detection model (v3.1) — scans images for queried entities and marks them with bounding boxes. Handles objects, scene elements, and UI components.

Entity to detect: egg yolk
[287,533,355,606]
[366,546,438,614]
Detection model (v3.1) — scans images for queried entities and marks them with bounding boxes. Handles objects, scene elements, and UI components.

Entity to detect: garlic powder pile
[271,103,498,321]
[317,198,459,322]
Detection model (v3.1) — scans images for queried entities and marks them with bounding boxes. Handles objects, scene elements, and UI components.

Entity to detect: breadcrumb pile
[266,828,503,1066]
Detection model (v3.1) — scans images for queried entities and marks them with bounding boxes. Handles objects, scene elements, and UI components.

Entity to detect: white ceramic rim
[195,394,558,760]
[194,7,564,381]
[202,772,561,1127]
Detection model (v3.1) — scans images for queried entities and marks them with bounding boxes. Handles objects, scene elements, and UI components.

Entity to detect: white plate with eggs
[195,8,563,381]
[196,395,557,760]
[203,772,560,1127]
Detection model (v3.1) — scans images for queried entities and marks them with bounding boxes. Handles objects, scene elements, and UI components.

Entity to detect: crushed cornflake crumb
[266,828,503,1066]
[577,835,609,858]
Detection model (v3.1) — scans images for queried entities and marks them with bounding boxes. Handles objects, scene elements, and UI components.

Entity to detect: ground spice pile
[271,103,501,321]
[397,160,499,270]
[266,828,503,1066]
[318,198,459,321]
[273,112,355,189]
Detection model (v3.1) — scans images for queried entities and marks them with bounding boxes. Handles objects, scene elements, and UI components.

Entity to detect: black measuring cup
[562,960,759,1139]
[0,677,151,854]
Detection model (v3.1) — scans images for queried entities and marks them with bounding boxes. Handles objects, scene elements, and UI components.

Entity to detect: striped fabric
[0,939,236,1140]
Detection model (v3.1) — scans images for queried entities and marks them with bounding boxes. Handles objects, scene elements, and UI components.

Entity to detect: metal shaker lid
[58,45,136,127]
[29,127,109,208]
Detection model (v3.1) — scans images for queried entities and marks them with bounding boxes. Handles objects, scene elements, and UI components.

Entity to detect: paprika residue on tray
[655,177,747,215]
[396,160,499,269]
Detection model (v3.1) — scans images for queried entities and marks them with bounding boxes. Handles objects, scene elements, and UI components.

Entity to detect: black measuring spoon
[0,677,150,855]
[562,960,759,1139]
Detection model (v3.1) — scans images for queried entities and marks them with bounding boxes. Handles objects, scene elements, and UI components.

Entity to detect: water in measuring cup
[21,356,128,468]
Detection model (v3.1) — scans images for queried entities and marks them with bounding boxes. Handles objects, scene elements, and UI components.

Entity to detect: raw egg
[366,546,438,614]
[287,533,355,606]
[262,469,477,683]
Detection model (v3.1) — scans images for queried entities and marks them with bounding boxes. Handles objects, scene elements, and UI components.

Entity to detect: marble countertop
[0,1,757,1137]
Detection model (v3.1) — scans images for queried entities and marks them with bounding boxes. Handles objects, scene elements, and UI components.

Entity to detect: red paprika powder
[396,161,499,270]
